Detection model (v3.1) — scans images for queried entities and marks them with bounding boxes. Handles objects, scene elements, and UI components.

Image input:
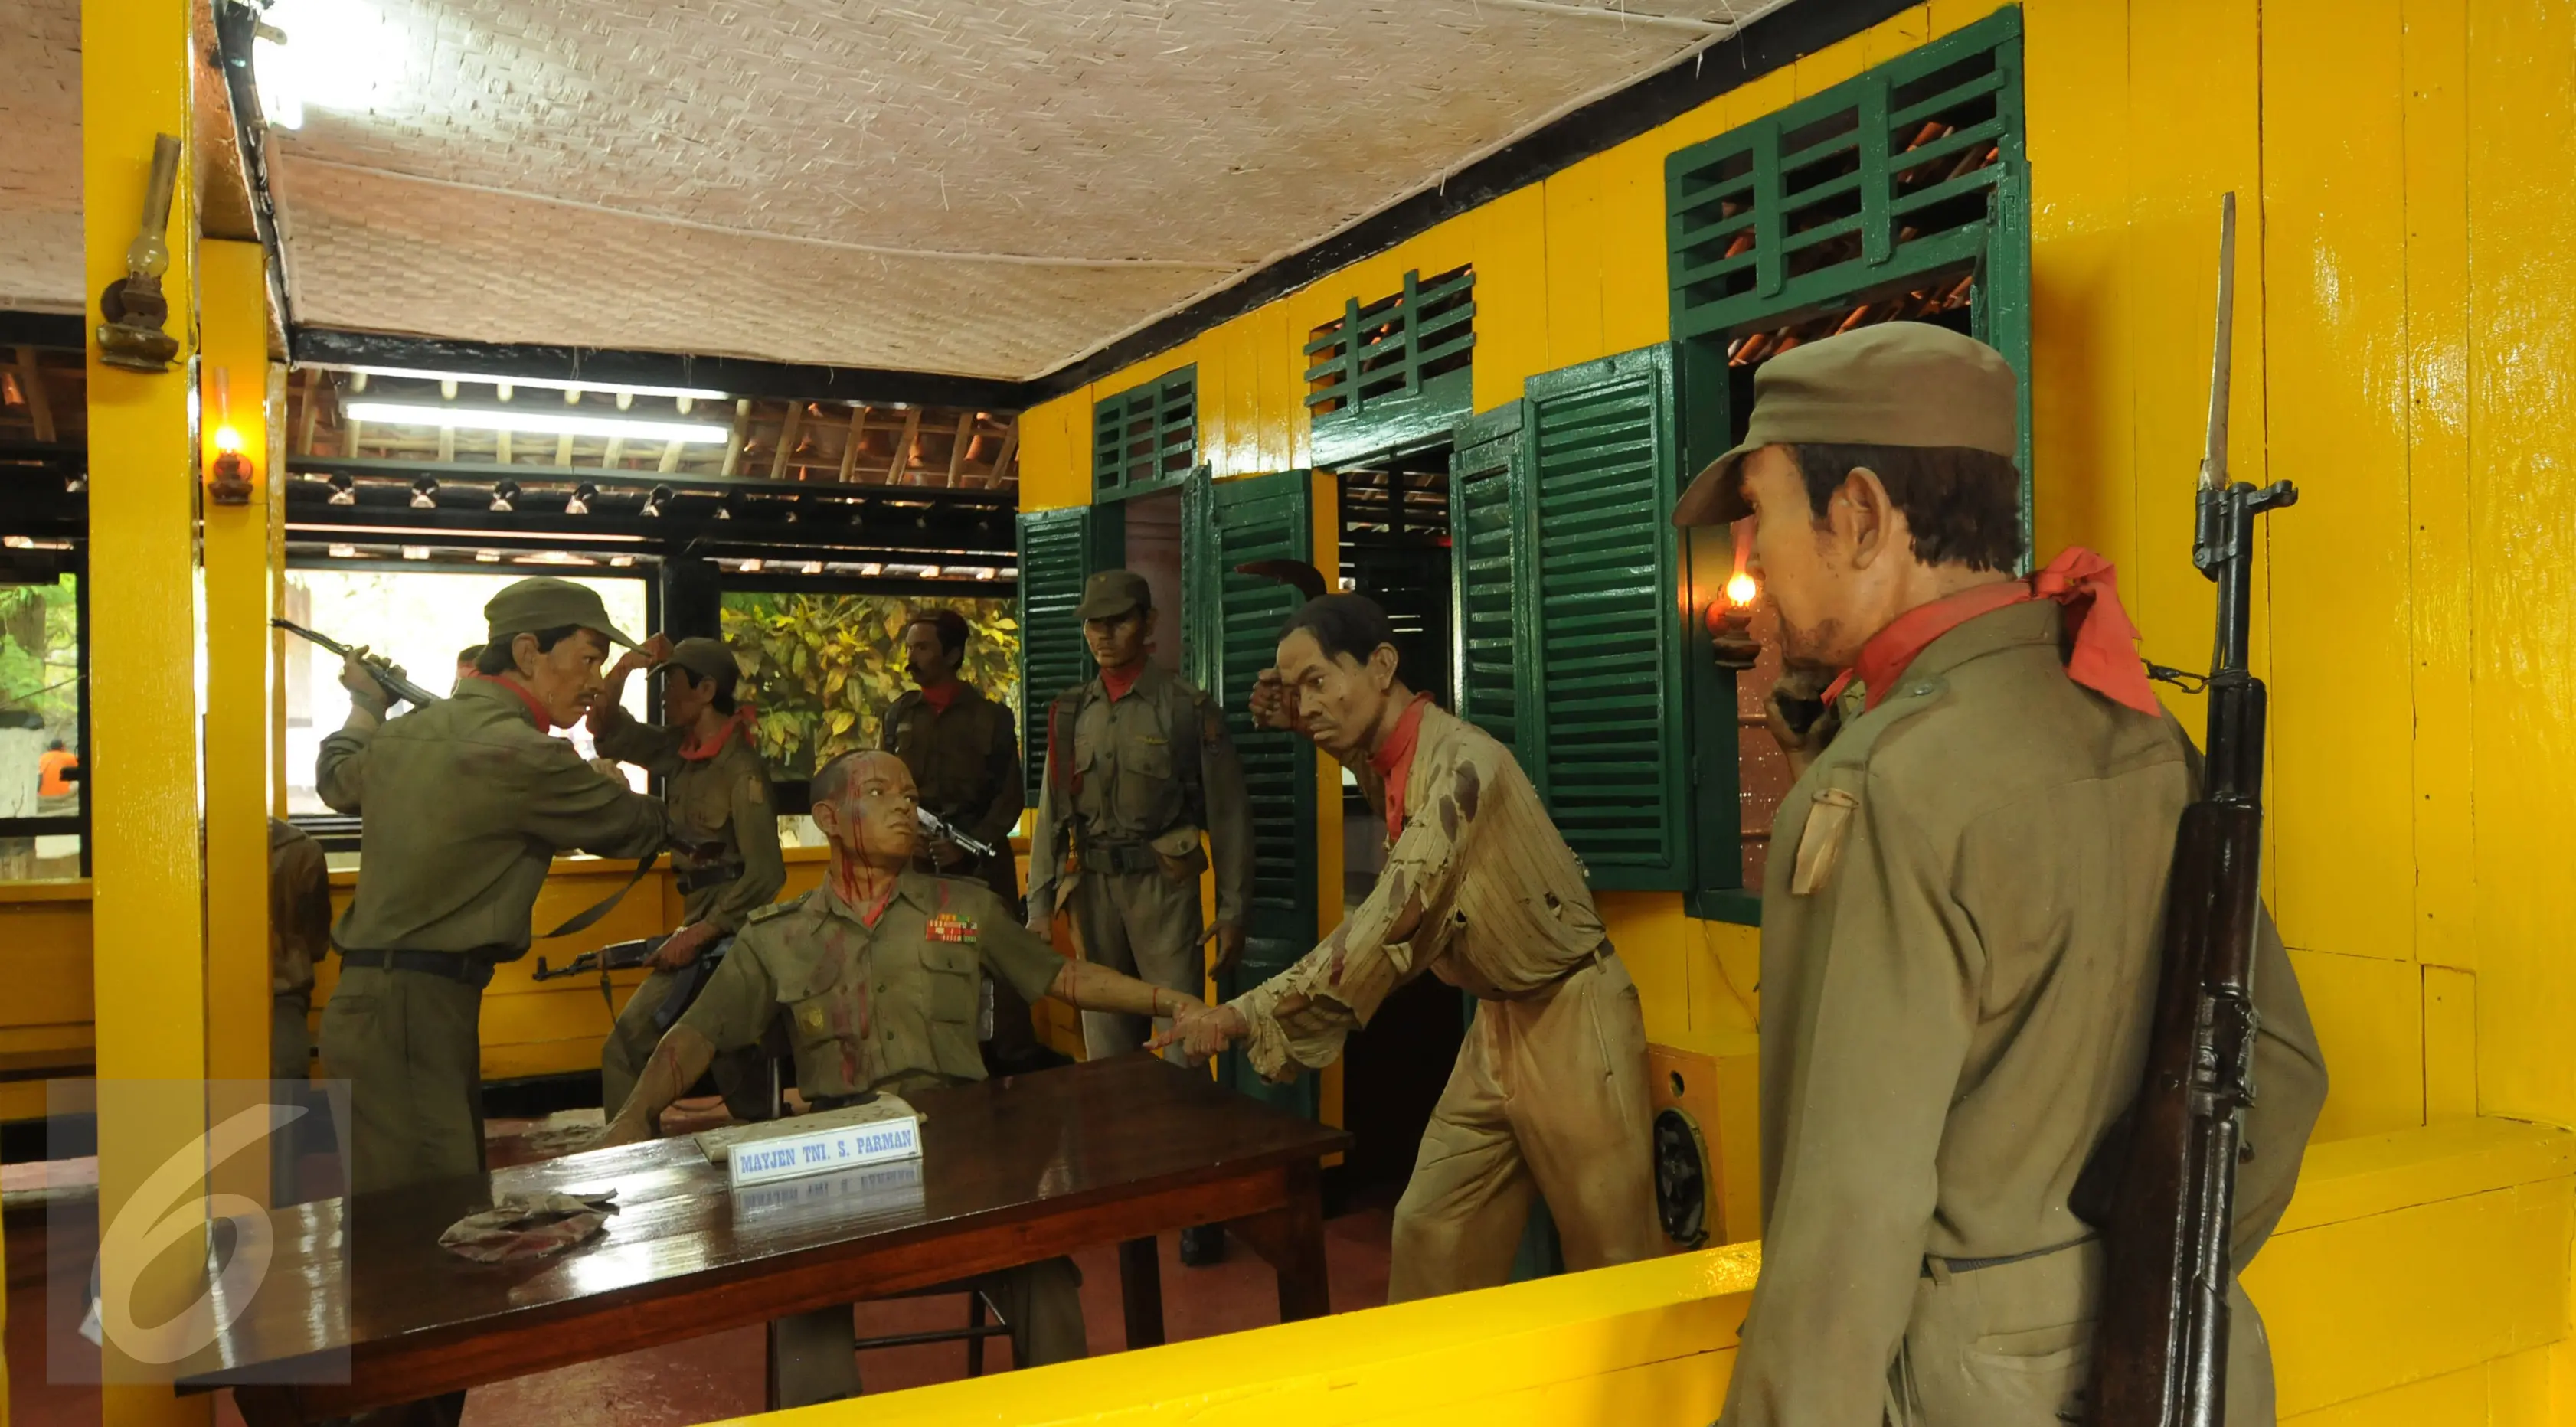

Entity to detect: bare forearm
[606,1024,717,1130]
[1048,960,1188,1019]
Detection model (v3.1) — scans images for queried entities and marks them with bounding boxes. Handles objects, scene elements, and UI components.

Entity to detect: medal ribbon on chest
[926,912,979,944]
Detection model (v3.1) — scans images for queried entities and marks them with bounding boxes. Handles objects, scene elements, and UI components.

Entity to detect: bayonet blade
[2200,193,2237,493]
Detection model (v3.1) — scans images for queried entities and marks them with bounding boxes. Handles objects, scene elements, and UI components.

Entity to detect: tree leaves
[718,593,1023,779]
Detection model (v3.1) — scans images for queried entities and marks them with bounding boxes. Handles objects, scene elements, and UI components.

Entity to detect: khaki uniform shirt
[1027,662,1252,924]
[316,678,667,958]
[879,681,1023,894]
[1230,704,1608,1079]
[1721,600,2328,1425]
[268,817,331,996]
[592,708,786,932]
[678,872,1066,1100]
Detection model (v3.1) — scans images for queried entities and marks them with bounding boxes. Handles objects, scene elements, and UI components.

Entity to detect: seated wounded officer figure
[1159,595,1659,1300]
[1680,322,2326,1427]
[597,749,1203,1386]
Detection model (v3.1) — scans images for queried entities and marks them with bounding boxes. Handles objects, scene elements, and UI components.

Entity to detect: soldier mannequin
[267,817,330,1085]
[591,635,787,1121]
[1163,595,1661,1300]
[1027,570,1251,1265]
[599,750,1202,1403]
[1671,324,2328,1426]
[879,609,1049,1073]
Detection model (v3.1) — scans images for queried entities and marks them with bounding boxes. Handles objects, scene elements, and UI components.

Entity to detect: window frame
[1091,367,1201,503]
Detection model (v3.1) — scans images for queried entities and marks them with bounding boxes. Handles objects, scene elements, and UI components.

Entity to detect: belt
[1077,838,1163,876]
[338,949,497,991]
[675,864,741,895]
[1921,1236,2094,1281]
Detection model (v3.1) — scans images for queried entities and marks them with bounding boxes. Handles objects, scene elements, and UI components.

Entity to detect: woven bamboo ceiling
[3,0,1792,382]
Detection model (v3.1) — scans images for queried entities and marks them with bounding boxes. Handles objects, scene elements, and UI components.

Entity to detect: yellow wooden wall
[1011,1,2576,1419]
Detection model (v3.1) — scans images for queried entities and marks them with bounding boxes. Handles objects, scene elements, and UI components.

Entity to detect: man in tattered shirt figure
[1162,595,1659,1298]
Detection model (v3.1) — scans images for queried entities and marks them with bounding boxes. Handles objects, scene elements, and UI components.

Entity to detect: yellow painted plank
[1861,5,1933,64]
[1788,22,1868,97]
[2271,1118,2574,1236]
[2463,0,2576,1131]
[2402,0,2474,974]
[1592,138,1671,355]
[2277,1361,2486,1427]
[2424,966,2476,1122]
[1598,891,1691,1046]
[1541,161,1605,371]
[2250,1174,2572,1416]
[2484,1345,2553,1427]
[1687,917,1759,1038]
[2291,947,2426,1141]
[1017,393,1090,511]
[1468,186,1551,410]
[2260,0,2415,967]
[2018,0,2136,578]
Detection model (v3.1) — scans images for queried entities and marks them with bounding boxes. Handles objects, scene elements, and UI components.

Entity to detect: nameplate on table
[724,1115,922,1190]
[734,1158,926,1224]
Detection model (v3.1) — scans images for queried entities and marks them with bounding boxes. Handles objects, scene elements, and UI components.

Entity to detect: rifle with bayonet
[916,805,999,863]
[2081,191,2298,1427]
[271,619,443,710]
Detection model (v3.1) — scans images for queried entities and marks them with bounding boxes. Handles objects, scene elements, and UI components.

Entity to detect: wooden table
[178,1055,1349,1423]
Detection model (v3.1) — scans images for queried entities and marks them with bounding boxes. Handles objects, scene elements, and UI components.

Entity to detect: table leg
[1230,1160,1332,1321]
[1118,1236,1166,1349]
[230,1385,304,1427]
[766,1305,861,1409]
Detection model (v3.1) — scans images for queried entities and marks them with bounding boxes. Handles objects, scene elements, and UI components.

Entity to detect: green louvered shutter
[1015,506,1093,801]
[1306,266,1479,466]
[1522,345,1687,890]
[1093,367,1199,497]
[1447,400,1528,756]
[1183,468,1319,1118]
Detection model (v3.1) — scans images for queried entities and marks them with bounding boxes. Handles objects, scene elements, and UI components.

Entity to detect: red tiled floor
[7,1190,1396,1427]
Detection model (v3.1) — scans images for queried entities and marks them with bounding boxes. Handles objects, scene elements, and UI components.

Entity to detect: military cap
[1672,322,2018,527]
[483,576,637,647]
[653,636,739,685]
[1076,569,1153,620]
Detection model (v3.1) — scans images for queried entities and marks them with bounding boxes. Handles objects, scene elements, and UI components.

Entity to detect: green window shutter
[1522,345,1686,890]
[1447,400,1529,756]
[1182,467,1319,1119]
[1306,266,1477,466]
[1093,367,1199,498]
[1015,506,1093,802]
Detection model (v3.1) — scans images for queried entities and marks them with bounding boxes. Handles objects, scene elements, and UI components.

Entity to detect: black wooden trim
[289,328,1030,412]
[0,312,83,351]
[1022,0,1921,400]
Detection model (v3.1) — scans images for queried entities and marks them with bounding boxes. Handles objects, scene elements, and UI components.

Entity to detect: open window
[1,344,87,880]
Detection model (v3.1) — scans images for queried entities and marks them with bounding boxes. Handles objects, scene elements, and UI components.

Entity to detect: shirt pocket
[776,953,846,1065]
[920,942,985,1078]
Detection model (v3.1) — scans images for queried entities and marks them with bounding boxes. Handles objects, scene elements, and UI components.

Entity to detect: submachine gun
[2081,192,2298,1426]
[271,619,443,709]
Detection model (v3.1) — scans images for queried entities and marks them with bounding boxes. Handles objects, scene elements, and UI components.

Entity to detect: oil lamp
[1708,520,1762,670]
[208,423,254,505]
[96,135,185,374]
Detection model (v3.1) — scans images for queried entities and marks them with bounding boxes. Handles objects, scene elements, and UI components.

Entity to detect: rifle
[917,806,1000,863]
[531,936,662,984]
[271,619,443,710]
[2081,191,2298,1427]
[534,933,731,1033]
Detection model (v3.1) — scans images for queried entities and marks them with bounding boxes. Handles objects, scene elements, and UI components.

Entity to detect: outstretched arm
[595,1025,717,1145]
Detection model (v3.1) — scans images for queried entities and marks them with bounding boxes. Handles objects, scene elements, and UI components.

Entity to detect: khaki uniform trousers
[1389,951,1661,1301]
[318,965,486,1196]
[1071,868,1203,1059]
[767,1257,1087,1406]
[272,991,312,1085]
[1884,1241,2278,1426]
[599,967,774,1122]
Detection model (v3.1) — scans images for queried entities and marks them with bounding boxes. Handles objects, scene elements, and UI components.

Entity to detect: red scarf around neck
[1369,694,1435,841]
[466,671,559,731]
[1821,547,2161,717]
[680,703,760,761]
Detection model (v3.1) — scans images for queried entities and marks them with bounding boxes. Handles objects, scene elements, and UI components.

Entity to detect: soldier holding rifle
[1675,322,2326,1426]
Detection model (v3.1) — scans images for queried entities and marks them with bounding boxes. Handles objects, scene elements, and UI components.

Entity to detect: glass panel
[283,570,650,815]
[719,593,1020,782]
[0,570,82,880]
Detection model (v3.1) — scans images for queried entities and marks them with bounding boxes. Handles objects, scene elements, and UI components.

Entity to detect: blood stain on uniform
[1453,763,1481,821]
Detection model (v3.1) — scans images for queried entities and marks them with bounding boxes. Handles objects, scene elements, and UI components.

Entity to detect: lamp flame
[213,424,245,455]
[1725,570,1757,606]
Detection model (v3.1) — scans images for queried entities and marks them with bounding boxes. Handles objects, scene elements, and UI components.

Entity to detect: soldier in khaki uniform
[268,817,331,1085]
[879,608,1047,1072]
[317,577,666,1197]
[590,635,788,1119]
[1027,570,1253,1056]
[1163,595,1661,1300]
[1668,323,2328,1426]
[599,749,1200,1403]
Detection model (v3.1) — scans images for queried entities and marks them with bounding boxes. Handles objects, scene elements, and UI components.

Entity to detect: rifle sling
[541,847,663,939]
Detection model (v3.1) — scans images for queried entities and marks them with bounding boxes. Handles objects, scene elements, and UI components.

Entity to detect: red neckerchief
[1369,694,1435,841]
[1100,661,1145,701]
[467,672,558,731]
[920,678,960,713]
[1821,547,2160,716]
[678,704,759,762]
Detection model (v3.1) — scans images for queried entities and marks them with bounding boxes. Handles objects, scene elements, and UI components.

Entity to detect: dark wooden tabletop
[180,1053,1348,1390]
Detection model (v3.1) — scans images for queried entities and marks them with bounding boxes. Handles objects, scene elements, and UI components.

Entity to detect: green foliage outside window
[721,592,1021,779]
[0,576,78,735]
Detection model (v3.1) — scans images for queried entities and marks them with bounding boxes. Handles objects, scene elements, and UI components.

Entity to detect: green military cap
[653,636,739,684]
[483,576,638,647]
[1076,569,1153,620]
[1671,322,2018,527]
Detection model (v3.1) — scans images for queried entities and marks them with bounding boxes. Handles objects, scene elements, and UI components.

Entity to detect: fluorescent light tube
[344,401,731,444]
[324,367,729,401]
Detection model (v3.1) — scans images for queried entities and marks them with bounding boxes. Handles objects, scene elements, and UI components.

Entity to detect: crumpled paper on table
[437,1190,619,1263]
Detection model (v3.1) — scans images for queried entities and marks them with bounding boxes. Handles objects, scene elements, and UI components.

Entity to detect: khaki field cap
[654,636,737,684]
[483,576,637,648]
[1670,322,2019,527]
[1076,569,1153,620]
